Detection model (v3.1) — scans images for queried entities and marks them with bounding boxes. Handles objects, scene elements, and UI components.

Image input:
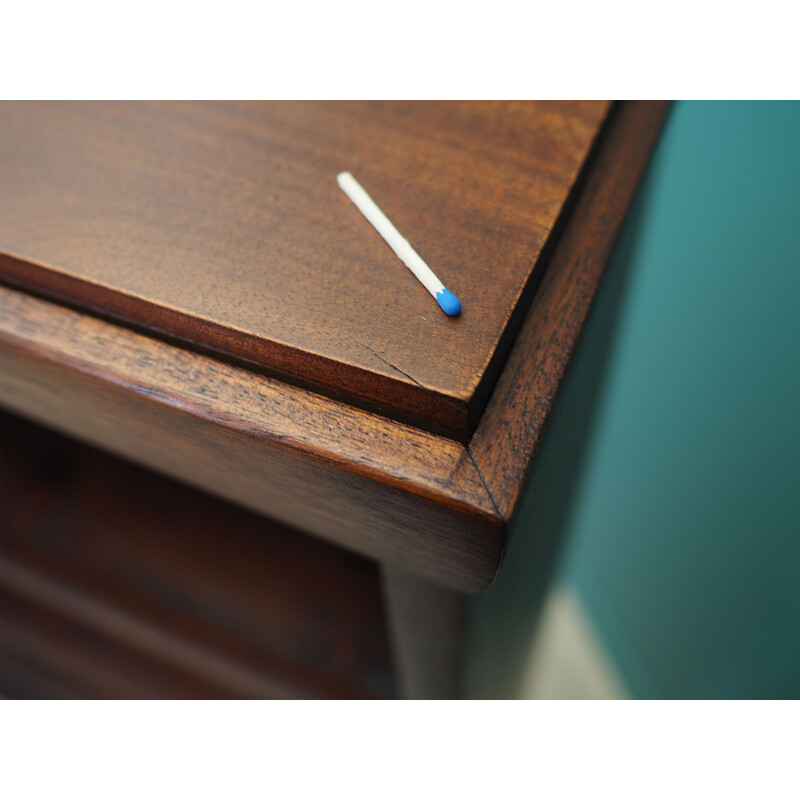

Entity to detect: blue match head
[436,288,462,317]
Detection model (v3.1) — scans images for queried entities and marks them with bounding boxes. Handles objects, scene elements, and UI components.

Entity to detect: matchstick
[337,172,462,316]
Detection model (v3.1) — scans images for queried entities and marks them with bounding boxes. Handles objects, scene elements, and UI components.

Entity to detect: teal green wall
[465,101,800,699]
[557,101,800,698]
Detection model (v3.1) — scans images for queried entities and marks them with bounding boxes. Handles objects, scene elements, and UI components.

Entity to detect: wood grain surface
[0,102,669,600]
[0,285,502,592]
[0,101,610,439]
[470,101,672,520]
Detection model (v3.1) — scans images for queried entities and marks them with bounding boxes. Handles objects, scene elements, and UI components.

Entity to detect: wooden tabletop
[1,101,670,593]
[0,101,610,439]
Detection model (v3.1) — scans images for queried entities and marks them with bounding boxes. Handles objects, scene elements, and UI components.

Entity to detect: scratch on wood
[353,339,425,389]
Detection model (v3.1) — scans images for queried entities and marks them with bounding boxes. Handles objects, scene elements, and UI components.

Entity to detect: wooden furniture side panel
[0,102,669,599]
[382,566,466,699]
[470,101,672,520]
[1,412,394,698]
[1,592,232,700]
[0,287,502,592]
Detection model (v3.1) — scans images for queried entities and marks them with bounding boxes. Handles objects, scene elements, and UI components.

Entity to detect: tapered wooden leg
[381,565,466,699]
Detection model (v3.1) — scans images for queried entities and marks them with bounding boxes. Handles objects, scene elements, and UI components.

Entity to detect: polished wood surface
[0,102,668,595]
[0,101,670,699]
[1,592,231,699]
[0,101,610,439]
[470,101,672,519]
[0,285,502,592]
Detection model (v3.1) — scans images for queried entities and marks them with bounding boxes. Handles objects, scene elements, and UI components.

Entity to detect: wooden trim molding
[469,101,671,521]
[0,101,670,594]
[0,101,611,442]
[0,285,501,592]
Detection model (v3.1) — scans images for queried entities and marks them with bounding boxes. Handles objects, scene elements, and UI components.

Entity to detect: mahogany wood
[469,101,672,519]
[0,101,610,439]
[0,286,502,592]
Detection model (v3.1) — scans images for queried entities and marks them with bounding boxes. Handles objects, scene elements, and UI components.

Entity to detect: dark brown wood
[0,286,502,592]
[0,101,610,439]
[1,412,393,698]
[0,102,669,594]
[0,101,671,699]
[382,565,466,699]
[1,592,232,699]
[469,101,672,520]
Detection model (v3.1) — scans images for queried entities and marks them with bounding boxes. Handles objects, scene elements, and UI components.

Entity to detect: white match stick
[337,171,462,316]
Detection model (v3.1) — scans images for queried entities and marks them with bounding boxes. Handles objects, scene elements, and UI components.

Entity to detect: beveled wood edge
[0,103,614,444]
[0,286,494,514]
[0,285,502,592]
[0,253,473,441]
[469,101,672,522]
[463,102,616,435]
[0,101,669,595]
